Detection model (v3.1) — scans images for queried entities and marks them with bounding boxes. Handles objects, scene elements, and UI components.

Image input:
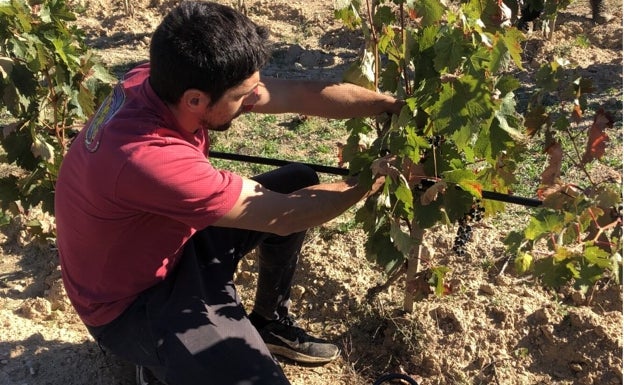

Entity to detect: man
[516,0,613,30]
[54,1,402,385]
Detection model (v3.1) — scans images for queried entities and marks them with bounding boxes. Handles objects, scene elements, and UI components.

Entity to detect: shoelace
[277,315,297,327]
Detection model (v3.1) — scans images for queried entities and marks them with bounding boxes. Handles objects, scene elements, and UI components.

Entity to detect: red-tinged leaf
[581,108,613,164]
[402,157,427,188]
[540,141,563,186]
[457,180,483,198]
[571,103,582,123]
[336,142,345,167]
[536,182,564,200]
[539,183,583,209]
[444,169,483,198]
[406,270,433,299]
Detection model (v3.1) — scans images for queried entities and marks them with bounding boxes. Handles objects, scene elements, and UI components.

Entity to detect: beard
[202,120,232,132]
[200,109,244,132]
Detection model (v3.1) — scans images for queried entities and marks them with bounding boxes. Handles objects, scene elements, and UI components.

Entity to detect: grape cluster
[452,202,485,257]
[427,135,444,147]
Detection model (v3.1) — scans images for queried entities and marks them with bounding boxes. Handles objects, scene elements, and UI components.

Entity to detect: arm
[251,77,403,118]
[211,176,384,236]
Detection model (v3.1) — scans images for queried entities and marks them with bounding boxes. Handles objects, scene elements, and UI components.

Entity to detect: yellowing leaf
[554,246,572,262]
[514,253,533,274]
[342,49,376,91]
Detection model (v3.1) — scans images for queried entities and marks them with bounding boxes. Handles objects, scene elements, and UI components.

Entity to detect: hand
[388,98,406,115]
[371,154,399,180]
[367,154,398,196]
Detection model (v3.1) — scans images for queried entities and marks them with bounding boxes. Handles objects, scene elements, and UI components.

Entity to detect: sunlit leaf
[342,49,376,90]
[581,108,613,164]
[584,245,612,269]
[540,141,563,186]
[514,252,533,274]
[525,212,565,240]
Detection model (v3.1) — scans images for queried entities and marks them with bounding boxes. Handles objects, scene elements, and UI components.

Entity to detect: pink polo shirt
[54,64,243,326]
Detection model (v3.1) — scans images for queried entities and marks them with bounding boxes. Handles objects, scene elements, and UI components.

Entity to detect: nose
[243,86,260,107]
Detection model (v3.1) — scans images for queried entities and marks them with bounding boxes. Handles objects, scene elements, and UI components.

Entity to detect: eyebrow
[234,83,259,98]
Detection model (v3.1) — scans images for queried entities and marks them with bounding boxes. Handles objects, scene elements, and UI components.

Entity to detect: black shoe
[136,365,151,385]
[256,316,340,364]
[136,365,166,385]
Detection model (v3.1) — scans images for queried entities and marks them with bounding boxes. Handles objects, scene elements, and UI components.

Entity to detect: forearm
[280,177,371,232]
[213,176,381,236]
[253,78,402,118]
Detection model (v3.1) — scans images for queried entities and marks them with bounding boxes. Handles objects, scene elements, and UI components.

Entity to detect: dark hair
[149,1,271,105]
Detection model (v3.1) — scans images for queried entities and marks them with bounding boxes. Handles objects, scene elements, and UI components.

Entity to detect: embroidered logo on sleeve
[84,84,125,152]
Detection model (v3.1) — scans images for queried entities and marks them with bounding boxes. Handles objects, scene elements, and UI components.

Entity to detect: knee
[289,163,319,188]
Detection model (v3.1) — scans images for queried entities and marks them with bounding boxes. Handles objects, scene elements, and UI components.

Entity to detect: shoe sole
[266,344,340,364]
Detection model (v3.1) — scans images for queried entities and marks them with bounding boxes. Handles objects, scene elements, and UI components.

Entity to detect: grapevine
[335,0,621,308]
[0,0,114,240]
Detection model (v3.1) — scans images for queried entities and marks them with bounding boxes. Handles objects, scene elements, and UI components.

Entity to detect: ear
[181,89,210,112]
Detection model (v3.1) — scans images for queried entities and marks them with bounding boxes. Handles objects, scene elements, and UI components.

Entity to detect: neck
[167,102,198,134]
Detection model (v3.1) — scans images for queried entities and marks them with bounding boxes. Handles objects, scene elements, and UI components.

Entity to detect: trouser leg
[590,0,612,23]
[88,229,289,385]
[249,164,319,321]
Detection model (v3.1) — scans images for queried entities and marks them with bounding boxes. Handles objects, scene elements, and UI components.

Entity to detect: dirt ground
[0,0,622,384]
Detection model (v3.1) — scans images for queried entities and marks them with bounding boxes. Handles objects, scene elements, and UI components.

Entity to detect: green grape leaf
[495,92,524,140]
[433,29,467,73]
[500,28,524,70]
[374,6,395,28]
[496,75,520,97]
[0,175,20,210]
[533,256,575,288]
[414,197,445,228]
[429,266,451,296]
[489,35,510,74]
[394,181,414,220]
[525,211,565,240]
[335,0,362,29]
[584,245,612,269]
[365,224,406,273]
[410,0,445,27]
[575,263,606,291]
[390,219,417,255]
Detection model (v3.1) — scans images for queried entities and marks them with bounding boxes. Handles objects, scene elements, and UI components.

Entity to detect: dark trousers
[87,164,320,385]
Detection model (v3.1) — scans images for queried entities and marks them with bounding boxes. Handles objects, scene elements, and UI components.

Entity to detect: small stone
[479,284,495,295]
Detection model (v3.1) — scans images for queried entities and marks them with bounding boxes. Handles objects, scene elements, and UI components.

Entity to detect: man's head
[149,1,270,112]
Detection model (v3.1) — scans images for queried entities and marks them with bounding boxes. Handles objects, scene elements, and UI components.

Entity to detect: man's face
[200,72,261,131]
